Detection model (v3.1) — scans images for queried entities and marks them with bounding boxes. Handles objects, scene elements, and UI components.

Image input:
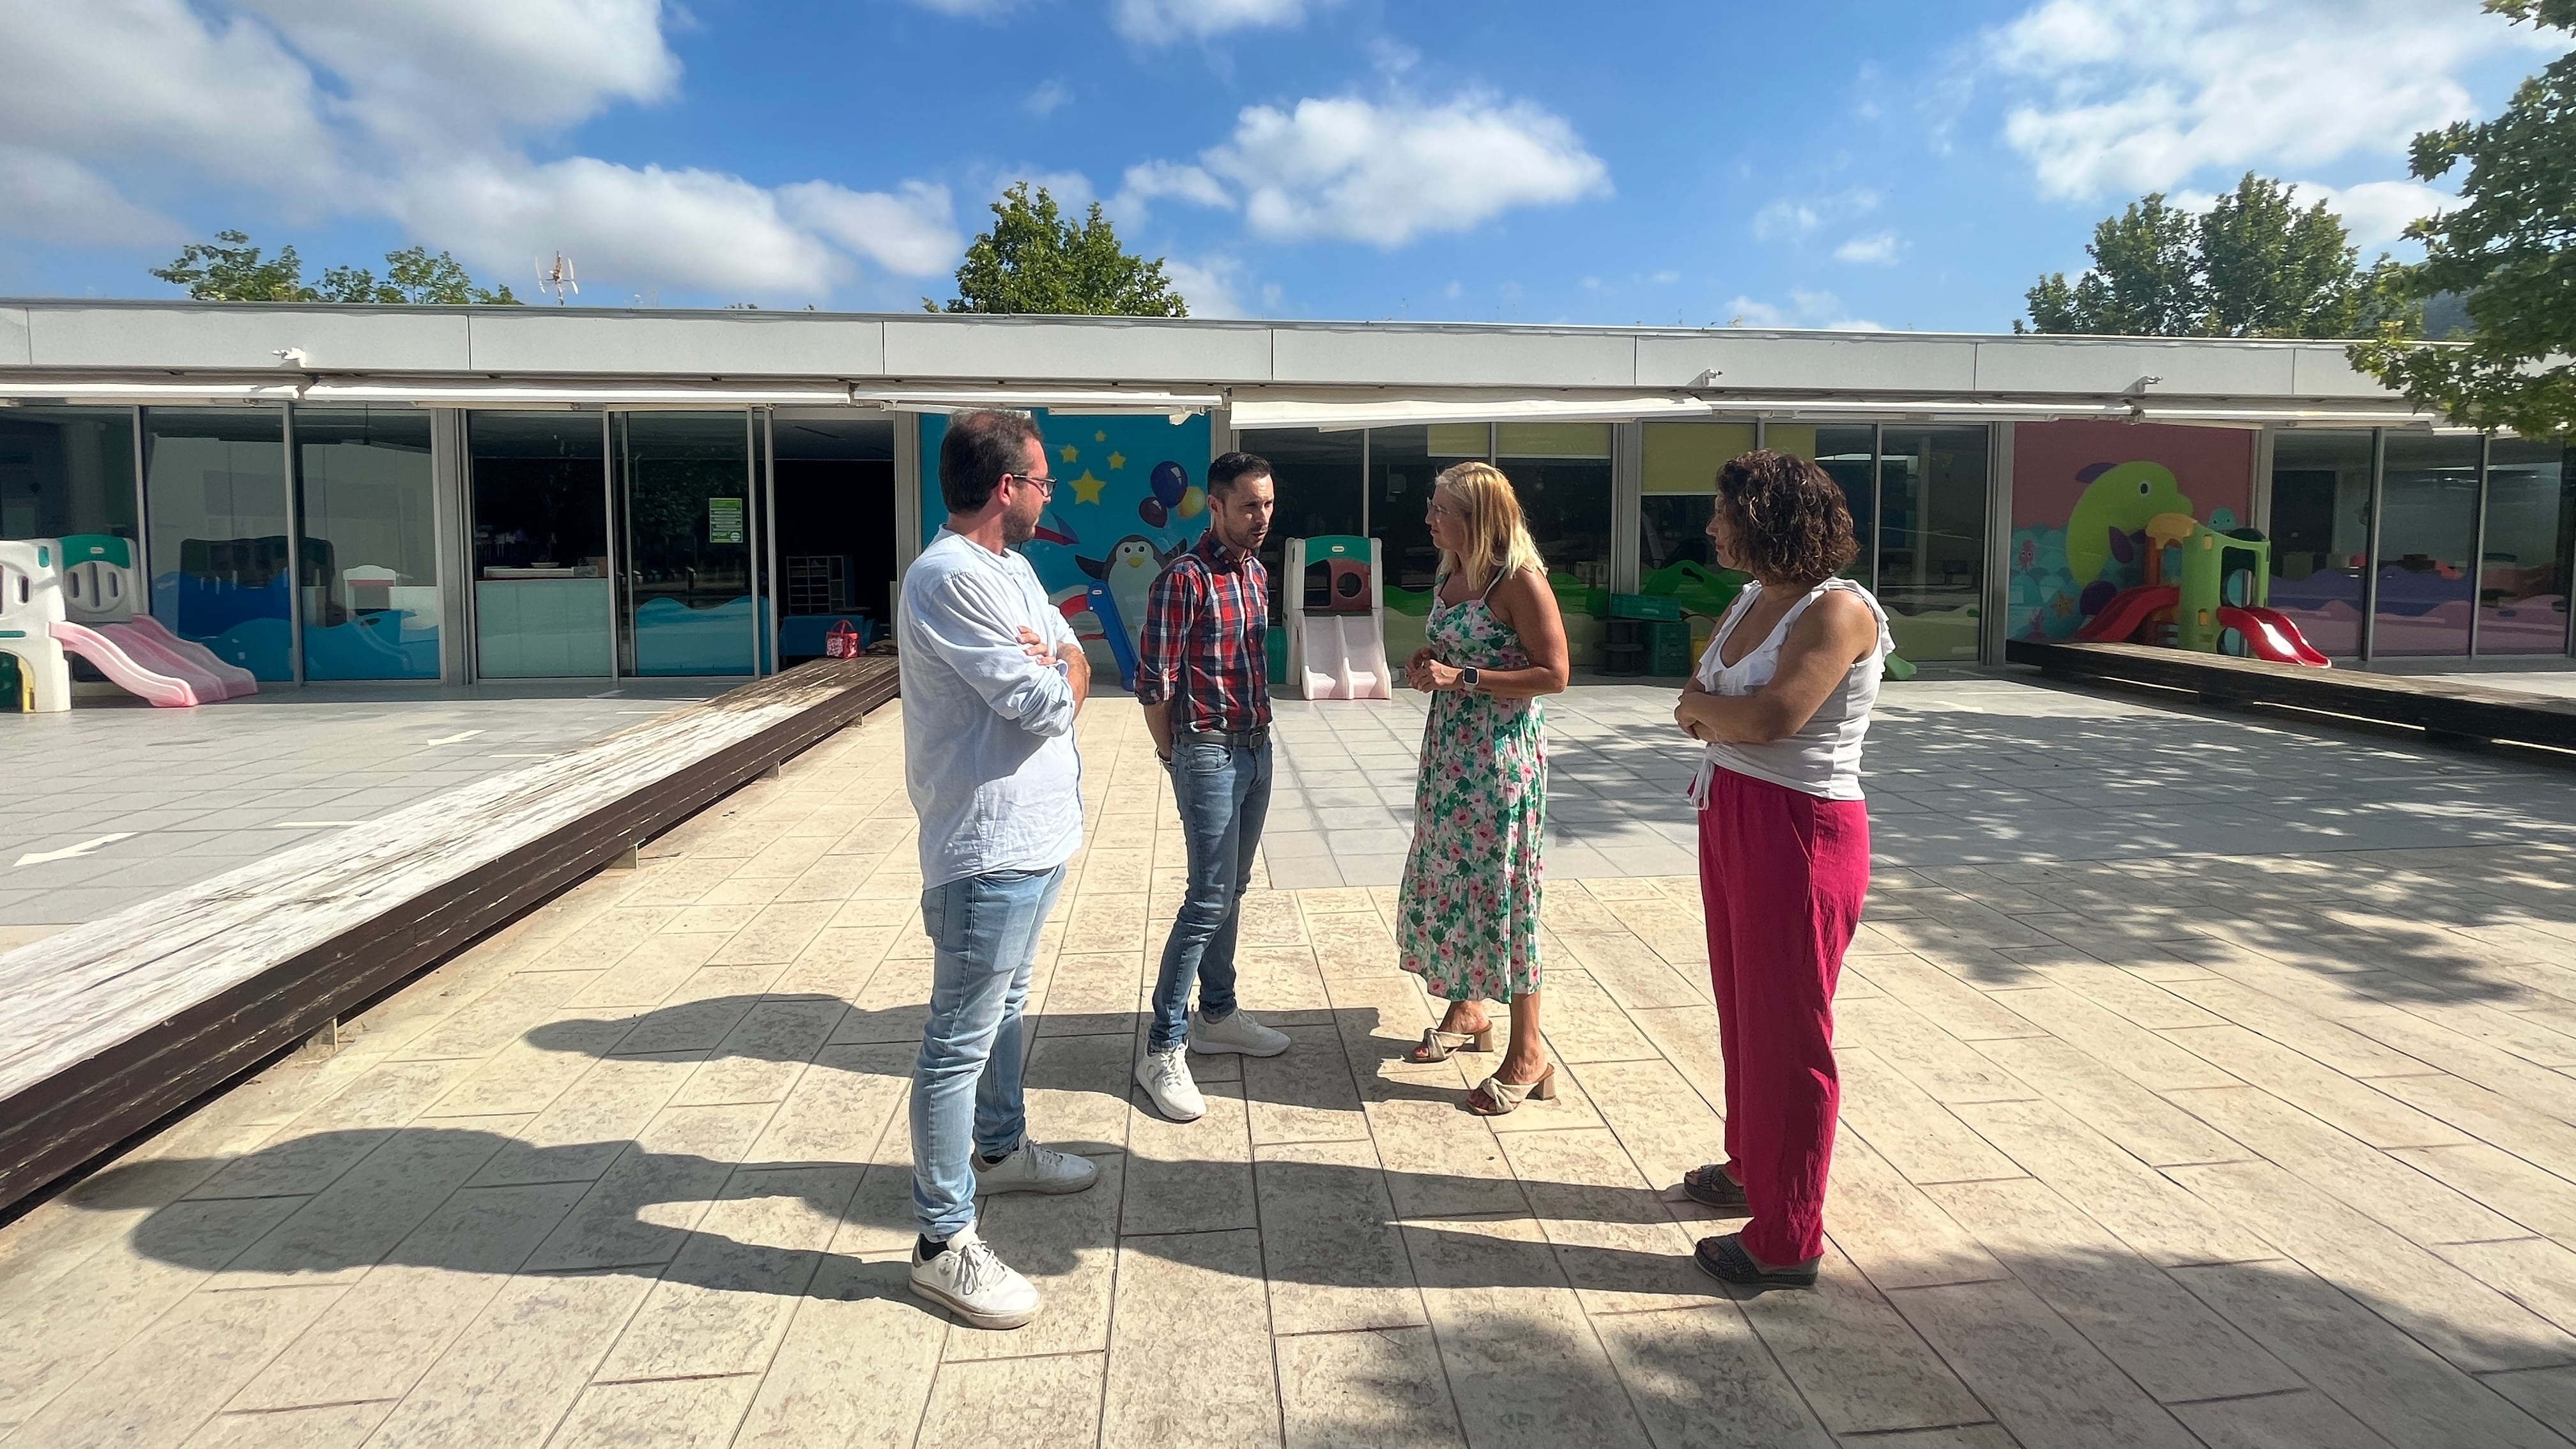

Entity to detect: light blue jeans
[911,864,1066,1241]
[1149,736,1272,1052]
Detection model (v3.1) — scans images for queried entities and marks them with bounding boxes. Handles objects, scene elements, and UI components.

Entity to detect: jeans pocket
[1178,739,1229,776]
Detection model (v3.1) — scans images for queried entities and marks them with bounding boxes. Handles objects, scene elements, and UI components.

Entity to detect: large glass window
[1499,424,1613,666]
[143,408,292,680]
[618,411,755,677]
[2266,431,2374,658]
[1878,428,1989,662]
[1366,424,1471,603]
[1639,422,1754,574]
[470,411,611,678]
[1238,426,1365,620]
[293,408,438,680]
[1,408,137,546]
[2373,433,2483,657]
[772,415,896,660]
[1813,427,1878,581]
[2480,437,2573,655]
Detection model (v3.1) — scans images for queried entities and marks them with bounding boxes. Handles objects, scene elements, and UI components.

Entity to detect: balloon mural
[917,411,1216,691]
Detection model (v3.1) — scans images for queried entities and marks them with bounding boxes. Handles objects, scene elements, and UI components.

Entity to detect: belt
[1181,724,1270,751]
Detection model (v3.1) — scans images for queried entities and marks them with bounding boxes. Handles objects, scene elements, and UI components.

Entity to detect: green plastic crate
[1646,619,1693,676]
[1609,592,1682,620]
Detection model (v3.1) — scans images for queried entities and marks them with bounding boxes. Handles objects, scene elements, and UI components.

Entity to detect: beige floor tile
[1837,997,2040,1106]
[1836,1047,2025,1187]
[1255,1139,1427,1335]
[732,1254,946,1449]
[1727,1245,1989,1435]
[2163,1390,2396,1449]
[1862,954,2057,1041]
[1123,1079,1257,1235]
[365,1269,654,1448]
[2161,1024,2471,1149]
[182,1401,394,1449]
[231,1182,586,1411]
[1825,1427,2015,1449]
[1532,970,1661,1064]
[747,1042,908,1165]
[594,1165,852,1381]
[2164,1084,2526,1245]
[2483,1364,2576,1439]
[1993,986,2241,1092]
[1818,1135,2006,1292]
[2372,1071,2576,1182]
[2163,1158,2576,1372]
[1400,1213,1655,1449]
[2384,1142,2576,1243]
[1923,1176,2299,1403]
[1591,1304,1835,1449]
[1020,1031,1140,1153]
[2434,1236,2576,1337]
[549,1375,760,1449]
[218,1127,514,1289]
[1970,1034,2253,1167]
[1888,1276,2200,1448]
[1103,1230,1281,1449]
[1951,1098,2278,1268]
[914,1349,1105,1449]
[942,1153,1123,1359]
[2156,974,2435,1077]
[1556,931,1708,1011]
[2170,1257,2569,1449]
[523,1102,777,1272]
[1498,1128,1715,1315]
[7,1283,342,1449]
[1571,1056,1729,1204]
[670,996,847,1108]
[1038,952,1146,1034]
[1245,1025,1370,1145]
[1275,1326,1463,1448]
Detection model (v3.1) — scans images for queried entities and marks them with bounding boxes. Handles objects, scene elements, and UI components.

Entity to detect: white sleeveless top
[1685,578,1894,803]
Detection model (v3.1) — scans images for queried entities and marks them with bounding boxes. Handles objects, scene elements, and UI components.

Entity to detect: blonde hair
[1433,461,1545,592]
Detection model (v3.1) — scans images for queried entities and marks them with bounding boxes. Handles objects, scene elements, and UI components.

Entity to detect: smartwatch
[1459,666,1481,692]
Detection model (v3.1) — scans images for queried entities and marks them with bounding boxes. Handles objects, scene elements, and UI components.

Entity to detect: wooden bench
[0,656,899,1211]
[2006,639,2576,752]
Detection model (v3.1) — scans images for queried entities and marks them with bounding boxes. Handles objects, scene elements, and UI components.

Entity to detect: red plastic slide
[2073,585,2178,644]
[48,620,203,705]
[2217,605,2331,668]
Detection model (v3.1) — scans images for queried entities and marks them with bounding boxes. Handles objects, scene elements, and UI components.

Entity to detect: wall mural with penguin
[2008,421,2255,641]
[918,409,1213,689]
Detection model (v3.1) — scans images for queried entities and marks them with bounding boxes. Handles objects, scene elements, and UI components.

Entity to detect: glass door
[468,411,613,678]
[294,407,439,679]
[2479,438,2573,655]
[142,407,293,680]
[2372,433,2482,656]
[617,412,755,676]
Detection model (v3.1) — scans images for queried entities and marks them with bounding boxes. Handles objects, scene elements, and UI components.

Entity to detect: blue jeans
[911,864,1065,1241]
[1149,735,1273,1052]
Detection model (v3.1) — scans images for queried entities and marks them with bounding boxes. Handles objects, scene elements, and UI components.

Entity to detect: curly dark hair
[1713,449,1859,588]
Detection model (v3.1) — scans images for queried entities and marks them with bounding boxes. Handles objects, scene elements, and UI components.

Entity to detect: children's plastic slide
[1,537,254,710]
[2072,585,2177,644]
[2216,605,2331,667]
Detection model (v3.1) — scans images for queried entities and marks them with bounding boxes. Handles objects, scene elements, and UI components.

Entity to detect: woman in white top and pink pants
[1671,450,1894,1289]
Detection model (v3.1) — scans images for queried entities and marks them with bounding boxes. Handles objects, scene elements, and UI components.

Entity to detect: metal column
[2466,433,2491,658]
[2358,429,2387,664]
[282,401,305,684]
[762,409,781,677]
[128,407,150,602]
[1983,422,2014,664]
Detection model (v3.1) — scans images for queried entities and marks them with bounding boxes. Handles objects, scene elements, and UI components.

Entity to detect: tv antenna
[536,251,578,305]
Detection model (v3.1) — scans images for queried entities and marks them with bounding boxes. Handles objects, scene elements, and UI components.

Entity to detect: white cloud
[1752,188,1877,243]
[1987,0,2545,199]
[0,146,185,246]
[1834,231,1903,265]
[1648,269,1679,285]
[2301,179,2453,249]
[1112,0,1314,45]
[1723,289,1883,331]
[1023,79,1071,118]
[1162,255,1247,317]
[779,180,963,276]
[1112,160,1233,225]
[891,0,1020,15]
[1177,92,1608,248]
[402,157,843,295]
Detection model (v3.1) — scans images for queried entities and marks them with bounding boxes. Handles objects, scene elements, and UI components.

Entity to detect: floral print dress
[1397,574,1547,1002]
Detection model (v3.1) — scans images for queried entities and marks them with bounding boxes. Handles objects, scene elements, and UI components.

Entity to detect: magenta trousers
[1696,765,1871,1264]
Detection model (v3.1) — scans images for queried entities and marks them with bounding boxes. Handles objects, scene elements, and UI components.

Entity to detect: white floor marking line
[424,730,485,745]
[15,833,137,868]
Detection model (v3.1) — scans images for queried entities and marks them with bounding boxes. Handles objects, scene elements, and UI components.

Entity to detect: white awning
[1226,395,1715,430]
[847,385,1221,416]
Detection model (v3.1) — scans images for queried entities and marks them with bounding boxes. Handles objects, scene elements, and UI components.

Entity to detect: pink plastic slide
[2216,605,2331,668]
[116,615,258,697]
[2073,585,2179,644]
[48,621,204,706]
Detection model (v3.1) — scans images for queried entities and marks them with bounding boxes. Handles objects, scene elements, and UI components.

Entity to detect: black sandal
[1681,1163,1749,1213]
[1694,1233,1820,1288]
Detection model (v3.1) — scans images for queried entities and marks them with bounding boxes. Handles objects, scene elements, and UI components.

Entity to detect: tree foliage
[2350,0,2576,438]
[928,183,1186,317]
[2018,174,2411,339]
[151,231,520,304]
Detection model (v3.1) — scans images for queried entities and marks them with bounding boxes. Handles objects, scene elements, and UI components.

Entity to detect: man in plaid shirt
[1131,451,1293,1121]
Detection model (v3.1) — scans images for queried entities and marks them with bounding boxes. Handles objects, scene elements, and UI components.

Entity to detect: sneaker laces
[1145,1048,1189,1090]
[949,1235,1006,1297]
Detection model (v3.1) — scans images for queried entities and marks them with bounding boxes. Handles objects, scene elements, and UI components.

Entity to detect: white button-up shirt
[898,528,1085,888]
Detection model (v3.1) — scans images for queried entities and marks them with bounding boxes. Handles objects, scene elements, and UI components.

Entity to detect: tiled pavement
[3,684,2575,1447]
[0,682,715,946]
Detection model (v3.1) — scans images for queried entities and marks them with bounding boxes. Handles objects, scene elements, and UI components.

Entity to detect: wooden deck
[0,656,899,1211]
[2007,639,2576,753]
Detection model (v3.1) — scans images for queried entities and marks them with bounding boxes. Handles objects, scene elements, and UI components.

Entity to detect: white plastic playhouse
[0,536,258,710]
[1282,535,1393,700]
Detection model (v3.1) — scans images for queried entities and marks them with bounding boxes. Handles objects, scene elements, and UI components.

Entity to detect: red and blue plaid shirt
[1135,530,1269,733]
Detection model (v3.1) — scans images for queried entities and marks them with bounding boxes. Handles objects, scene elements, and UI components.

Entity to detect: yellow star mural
[1107,450,1126,470]
[1068,469,1106,505]
[1094,429,1107,443]
[1059,444,1079,463]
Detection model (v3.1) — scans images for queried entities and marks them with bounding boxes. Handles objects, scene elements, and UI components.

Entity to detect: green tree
[928,183,1186,316]
[2351,0,2576,438]
[2018,174,2412,339]
[153,233,519,304]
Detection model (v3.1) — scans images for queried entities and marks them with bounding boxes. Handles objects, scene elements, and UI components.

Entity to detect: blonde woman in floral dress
[1395,461,1570,1114]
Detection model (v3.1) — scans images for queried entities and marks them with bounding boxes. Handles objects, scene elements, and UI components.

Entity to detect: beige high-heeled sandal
[1466,1064,1558,1116]
[1410,1023,1496,1063]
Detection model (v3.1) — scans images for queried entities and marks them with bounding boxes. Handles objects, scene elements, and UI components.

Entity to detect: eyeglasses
[1002,471,1055,499]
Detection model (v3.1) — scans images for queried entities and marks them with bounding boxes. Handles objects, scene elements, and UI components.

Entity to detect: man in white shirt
[898,409,1098,1330]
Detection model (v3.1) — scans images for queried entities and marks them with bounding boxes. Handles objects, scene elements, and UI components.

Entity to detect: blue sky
[1,1,2560,332]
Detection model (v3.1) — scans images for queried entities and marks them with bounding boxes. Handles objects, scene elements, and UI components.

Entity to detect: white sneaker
[1189,1008,1291,1057]
[909,1223,1040,1330]
[1135,1044,1206,1121]
[973,1140,1100,1197]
